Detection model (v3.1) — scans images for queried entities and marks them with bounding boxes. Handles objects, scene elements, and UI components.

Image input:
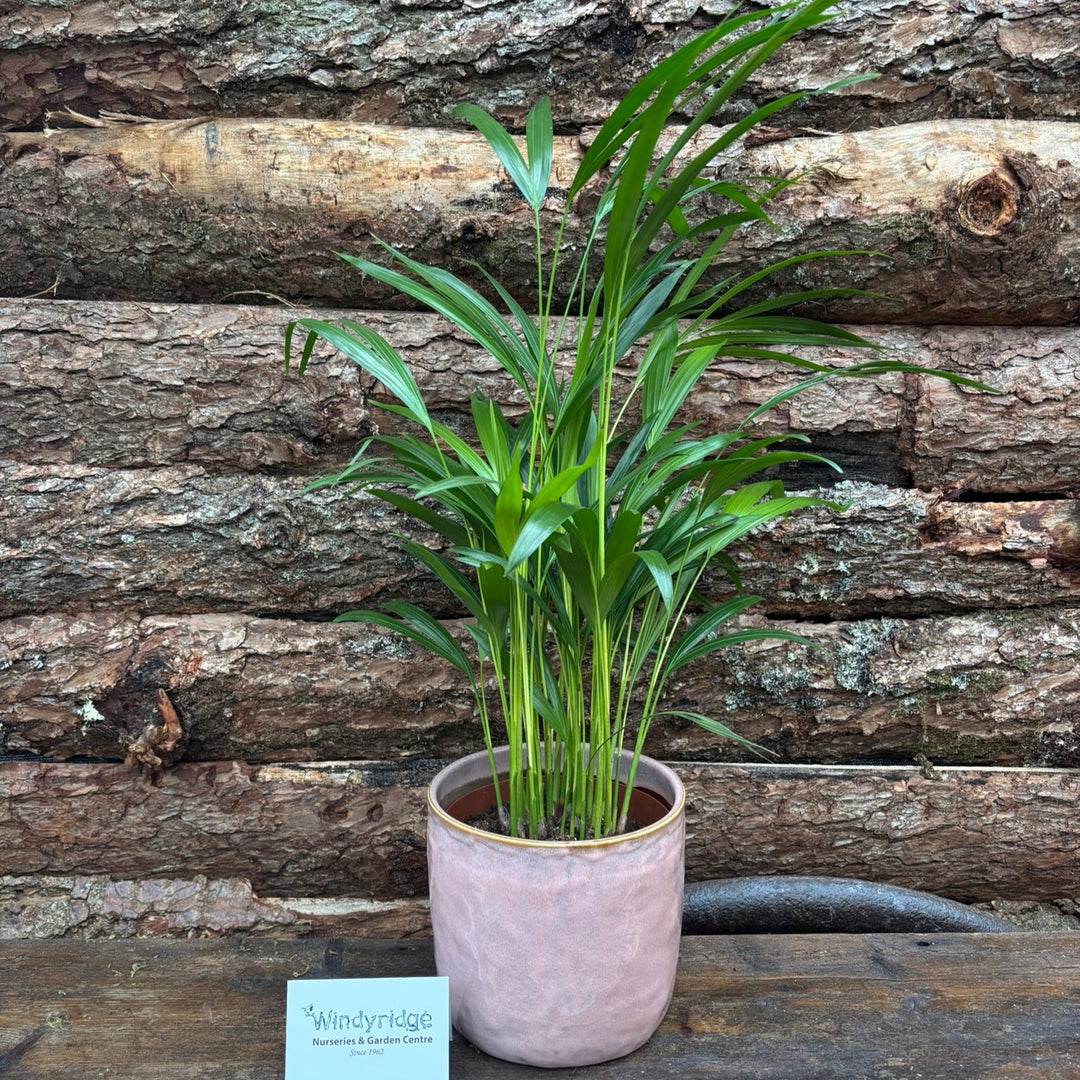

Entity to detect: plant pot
[426,745,685,1068]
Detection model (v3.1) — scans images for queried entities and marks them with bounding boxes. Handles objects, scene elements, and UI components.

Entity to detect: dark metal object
[683,876,1016,934]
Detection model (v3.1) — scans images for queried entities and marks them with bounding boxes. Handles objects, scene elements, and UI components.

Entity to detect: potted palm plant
[286,0,986,1066]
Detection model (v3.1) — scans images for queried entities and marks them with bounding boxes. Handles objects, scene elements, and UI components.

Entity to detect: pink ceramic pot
[426,746,685,1068]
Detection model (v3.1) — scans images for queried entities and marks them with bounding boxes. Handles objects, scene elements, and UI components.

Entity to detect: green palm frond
[287,0,993,840]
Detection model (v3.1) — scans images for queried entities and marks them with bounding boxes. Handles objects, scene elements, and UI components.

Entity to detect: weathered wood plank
[3,466,1076,619]
[0,759,1075,901]
[1,935,1078,1079]
[4,300,1078,493]
[4,0,1078,130]
[3,608,1079,768]
[2,119,1078,323]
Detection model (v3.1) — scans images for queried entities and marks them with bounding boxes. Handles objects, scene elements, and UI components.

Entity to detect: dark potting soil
[465,807,644,841]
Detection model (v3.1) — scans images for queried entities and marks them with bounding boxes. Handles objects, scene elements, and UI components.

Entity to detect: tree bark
[2,119,1078,323]
[2,465,1078,620]
[0,758,1075,901]
[1,873,1075,940]
[0,873,431,940]
[3,1,1078,131]
[681,762,1080,903]
[3,608,1079,769]
[4,299,1078,493]
[902,325,1080,495]
[748,487,1080,616]
[0,299,374,472]
[3,2,1078,927]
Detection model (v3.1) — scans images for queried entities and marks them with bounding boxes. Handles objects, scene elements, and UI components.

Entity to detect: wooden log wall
[1,1,1078,937]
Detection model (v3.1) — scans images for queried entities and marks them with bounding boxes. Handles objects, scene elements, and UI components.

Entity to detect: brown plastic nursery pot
[426,745,686,1068]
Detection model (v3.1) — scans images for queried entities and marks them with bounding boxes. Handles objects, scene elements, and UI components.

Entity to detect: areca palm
[287,0,987,840]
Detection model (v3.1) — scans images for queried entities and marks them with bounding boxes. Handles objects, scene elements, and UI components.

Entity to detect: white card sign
[285,976,449,1080]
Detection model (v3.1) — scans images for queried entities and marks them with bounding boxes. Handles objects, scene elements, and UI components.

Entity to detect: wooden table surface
[1,934,1078,1079]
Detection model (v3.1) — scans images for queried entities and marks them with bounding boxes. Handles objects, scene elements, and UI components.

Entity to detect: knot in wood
[954,168,1019,237]
[319,798,351,825]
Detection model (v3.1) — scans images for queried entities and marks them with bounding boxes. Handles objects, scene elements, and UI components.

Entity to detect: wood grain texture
[0,759,1075,901]
[3,299,1078,494]
[903,324,1080,493]
[3,464,1076,619]
[3,608,1079,768]
[3,0,1078,130]
[2,119,1078,322]
[0,934,1078,1079]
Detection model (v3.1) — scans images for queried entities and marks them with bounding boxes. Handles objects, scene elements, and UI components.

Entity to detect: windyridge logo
[301,1004,436,1047]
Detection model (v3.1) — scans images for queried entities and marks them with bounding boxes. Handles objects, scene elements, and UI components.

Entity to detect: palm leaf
[453,103,535,207]
[334,604,474,680]
[287,319,432,433]
[655,710,774,756]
